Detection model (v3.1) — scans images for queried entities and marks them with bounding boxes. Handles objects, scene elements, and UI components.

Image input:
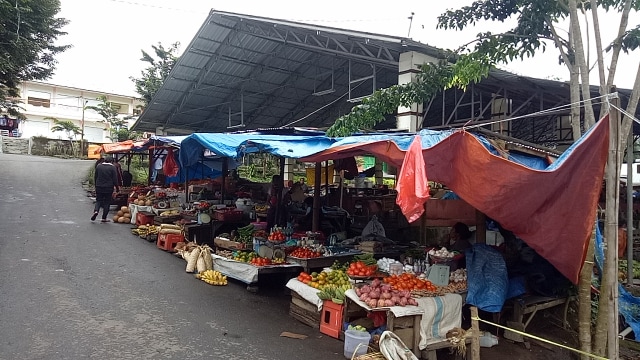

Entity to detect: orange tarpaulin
[94,140,147,154]
[303,116,610,283]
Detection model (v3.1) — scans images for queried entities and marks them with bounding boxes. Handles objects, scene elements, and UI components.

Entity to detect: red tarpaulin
[303,116,610,283]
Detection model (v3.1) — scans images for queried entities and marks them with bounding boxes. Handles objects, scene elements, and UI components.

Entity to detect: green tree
[130,42,180,106]
[327,53,493,136]
[49,117,80,156]
[0,0,69,119]
[86,96,127,142]
[437,2,639,357]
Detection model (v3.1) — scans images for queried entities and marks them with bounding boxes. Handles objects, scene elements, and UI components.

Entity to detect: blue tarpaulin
[179,133,334,167]
[595,223,640,341]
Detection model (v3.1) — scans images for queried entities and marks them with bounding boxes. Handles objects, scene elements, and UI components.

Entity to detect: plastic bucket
[343,329,371,359]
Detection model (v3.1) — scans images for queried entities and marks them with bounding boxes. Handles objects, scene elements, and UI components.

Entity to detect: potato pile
[113,206,132,224]
[132,194,154,206]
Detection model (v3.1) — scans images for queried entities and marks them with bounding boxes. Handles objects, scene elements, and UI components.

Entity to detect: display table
[211,254,302,291]
[286,251,362,273]
[285,278,322,311]
[128,204,154,225]
[345,289,463,356]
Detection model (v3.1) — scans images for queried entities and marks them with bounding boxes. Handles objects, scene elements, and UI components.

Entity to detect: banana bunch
[159,210,180,216]
[196,270,228,286]
[131,225,160,238]
[236,224,255,244]
[317,286,347,305]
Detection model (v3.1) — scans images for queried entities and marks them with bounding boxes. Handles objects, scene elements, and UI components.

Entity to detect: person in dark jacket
[92,155,120,222]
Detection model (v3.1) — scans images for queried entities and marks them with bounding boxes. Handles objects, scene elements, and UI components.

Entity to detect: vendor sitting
[449,222,474,252]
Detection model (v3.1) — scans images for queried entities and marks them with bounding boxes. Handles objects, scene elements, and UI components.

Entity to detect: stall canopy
[94,139,148,154]
[300,117,610,284]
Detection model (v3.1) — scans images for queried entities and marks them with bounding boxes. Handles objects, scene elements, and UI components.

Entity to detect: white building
[17,81,143,143]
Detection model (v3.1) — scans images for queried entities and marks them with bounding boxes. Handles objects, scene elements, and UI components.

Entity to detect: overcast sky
[49,0,639,97]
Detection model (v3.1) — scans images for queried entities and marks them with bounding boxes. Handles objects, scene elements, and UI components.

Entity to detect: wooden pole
[276,157,285,226]
[148,148,153,185]
[325,160,330,194]
[605,93,620,359]
[475,210,486,244]
[470,306,481,360]
[627,128,634,285]
[221,158,228,203]
[313,162,322,232]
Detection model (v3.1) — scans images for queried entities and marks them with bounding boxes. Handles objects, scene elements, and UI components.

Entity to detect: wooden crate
[387,312,422,357]
[289,292,320,328]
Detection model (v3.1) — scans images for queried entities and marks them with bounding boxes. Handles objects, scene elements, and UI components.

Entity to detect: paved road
[0,154,345,360]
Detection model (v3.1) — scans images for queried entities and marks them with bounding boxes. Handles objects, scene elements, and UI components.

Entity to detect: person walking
[92,155,120,222]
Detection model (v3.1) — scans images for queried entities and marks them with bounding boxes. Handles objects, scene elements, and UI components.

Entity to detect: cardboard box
[214,237,249,250]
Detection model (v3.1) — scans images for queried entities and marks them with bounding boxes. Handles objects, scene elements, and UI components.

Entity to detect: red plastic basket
[213,209,243,222]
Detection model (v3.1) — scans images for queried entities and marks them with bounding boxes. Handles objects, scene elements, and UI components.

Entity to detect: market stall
[210,253,302,290]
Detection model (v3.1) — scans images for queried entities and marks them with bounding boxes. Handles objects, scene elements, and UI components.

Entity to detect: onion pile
[355,278,418,308]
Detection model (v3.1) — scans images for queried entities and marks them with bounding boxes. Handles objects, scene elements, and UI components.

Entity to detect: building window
[110,102,129,114]
[27,97,51,108]
[133,108,142,116]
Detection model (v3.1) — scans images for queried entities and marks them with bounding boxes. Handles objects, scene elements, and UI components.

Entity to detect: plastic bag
[379,331,419,360]
[395,136,430,223]
[163,148,179,177]
[362,215,386,238]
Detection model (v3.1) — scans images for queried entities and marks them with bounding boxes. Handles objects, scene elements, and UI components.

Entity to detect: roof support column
[397,51,438,132]
[284,157,296,182]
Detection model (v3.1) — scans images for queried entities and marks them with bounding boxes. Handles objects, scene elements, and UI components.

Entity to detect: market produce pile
[355,278,419,308]
[196,270,228,286]
[131,224,160,238]
[289,247,323,259]
[113,206,132,224]
[297,269,351,291]
[347,254,379,277]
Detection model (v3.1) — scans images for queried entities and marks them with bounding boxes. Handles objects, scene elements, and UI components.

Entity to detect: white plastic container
[343,329,371,359]
[479,332,499,348]
[235,198,253,215]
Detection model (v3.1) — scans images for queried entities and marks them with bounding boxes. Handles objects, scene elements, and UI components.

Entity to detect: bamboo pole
[627,129,634,285]
[605,95,620,359]
[470,306,481,360]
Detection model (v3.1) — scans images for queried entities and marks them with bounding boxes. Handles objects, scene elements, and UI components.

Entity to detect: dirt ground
[431,308,640,360]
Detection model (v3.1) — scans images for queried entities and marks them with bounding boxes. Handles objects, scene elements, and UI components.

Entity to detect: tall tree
[49,117,80,156]
[130,42,180,106]
[0,0,69,119]
[85,96,127,142]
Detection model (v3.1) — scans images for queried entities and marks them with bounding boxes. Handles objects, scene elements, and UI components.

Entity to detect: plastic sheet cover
[594,224,640,341]
[302,116,610,283]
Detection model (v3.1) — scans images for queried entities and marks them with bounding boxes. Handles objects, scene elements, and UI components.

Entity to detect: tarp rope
[470,316,608,360]
[609,103,640,125]
[463,93,614,130]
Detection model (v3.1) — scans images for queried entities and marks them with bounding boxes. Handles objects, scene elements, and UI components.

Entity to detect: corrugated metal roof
[133,10,445,134]
[133,10,640,140]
